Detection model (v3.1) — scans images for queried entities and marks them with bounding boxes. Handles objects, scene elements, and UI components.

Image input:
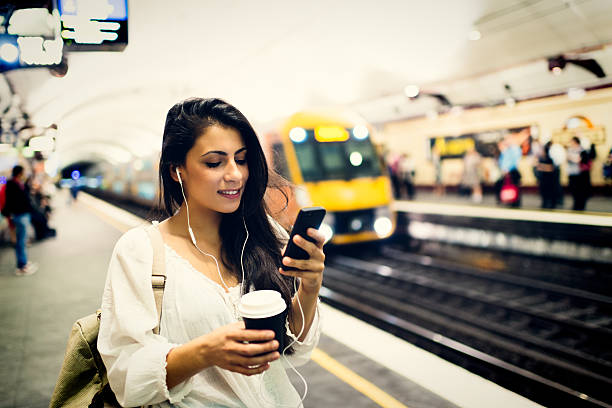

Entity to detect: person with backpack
[2,165,38,276]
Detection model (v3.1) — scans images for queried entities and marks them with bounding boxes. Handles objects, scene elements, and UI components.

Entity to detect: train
[261,108,396,244]
[77,108,397,245]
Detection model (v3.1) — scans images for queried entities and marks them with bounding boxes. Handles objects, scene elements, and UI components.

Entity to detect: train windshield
[293,130,382,181]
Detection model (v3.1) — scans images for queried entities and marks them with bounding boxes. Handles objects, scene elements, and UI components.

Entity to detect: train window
[293,140,323,181]
[318,143,347,179]
[292,129,382,181]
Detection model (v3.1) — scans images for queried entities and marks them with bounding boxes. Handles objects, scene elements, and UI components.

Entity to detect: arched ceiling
[4,0,612,169]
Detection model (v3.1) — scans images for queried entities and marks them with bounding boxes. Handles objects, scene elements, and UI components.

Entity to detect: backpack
[49,224,166,408]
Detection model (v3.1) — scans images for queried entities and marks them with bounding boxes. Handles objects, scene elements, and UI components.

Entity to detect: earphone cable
[179,173,229,291]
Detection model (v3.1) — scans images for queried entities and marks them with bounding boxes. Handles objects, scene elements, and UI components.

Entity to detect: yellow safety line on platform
[79,193,409,408]
[311,348,410,408]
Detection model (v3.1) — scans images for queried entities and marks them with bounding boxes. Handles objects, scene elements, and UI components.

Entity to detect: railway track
[322,246,612,408]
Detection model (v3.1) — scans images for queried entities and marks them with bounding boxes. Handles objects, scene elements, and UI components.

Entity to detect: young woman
[98,98,325,407]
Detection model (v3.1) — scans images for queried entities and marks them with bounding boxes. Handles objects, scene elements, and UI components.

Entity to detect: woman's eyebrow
[201,147,247,158]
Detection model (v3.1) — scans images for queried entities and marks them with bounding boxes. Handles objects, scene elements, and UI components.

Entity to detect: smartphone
[281,206,326,271]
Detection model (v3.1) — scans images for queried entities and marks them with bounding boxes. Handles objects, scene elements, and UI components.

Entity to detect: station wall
[381,87,612,187]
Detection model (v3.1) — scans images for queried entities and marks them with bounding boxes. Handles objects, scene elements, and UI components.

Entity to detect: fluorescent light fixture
[567,87,586,100]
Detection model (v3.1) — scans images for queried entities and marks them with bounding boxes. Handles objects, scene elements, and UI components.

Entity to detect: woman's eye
[205,162,221,168]
[236,158,247,165]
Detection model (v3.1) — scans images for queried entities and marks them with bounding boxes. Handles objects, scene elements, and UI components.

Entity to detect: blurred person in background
[548,141,566,207]
[566,136,592,211]
[603,147,612,196]
[431,144,444,196]
[385,151,401,199]
[398,153,415,200]
[494,139,522,207]
[1,165,38,276]
[536,141,560,209]
[460,146,482,203]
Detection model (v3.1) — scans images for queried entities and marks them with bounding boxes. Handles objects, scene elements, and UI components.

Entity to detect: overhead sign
[0,9,63,72]
[58,0,128,51]
[552,115,606,146]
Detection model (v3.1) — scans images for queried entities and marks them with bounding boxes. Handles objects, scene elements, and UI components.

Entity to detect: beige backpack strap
[145,222,166,335]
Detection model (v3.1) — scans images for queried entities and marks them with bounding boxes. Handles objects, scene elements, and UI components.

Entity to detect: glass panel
[292,129,382,181]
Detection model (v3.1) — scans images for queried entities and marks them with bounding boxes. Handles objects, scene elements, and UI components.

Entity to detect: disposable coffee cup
[238,290,287,352]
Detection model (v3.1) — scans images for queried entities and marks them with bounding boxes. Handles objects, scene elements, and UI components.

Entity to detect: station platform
[402,189,612,214]
[0,190,546,408]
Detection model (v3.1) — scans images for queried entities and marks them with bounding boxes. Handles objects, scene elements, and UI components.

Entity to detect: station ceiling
[4,0,612,168]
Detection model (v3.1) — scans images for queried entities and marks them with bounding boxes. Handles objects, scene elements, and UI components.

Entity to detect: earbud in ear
[176,168,182,185]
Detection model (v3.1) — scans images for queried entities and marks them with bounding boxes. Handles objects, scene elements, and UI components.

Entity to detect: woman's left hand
[279,228,326,294]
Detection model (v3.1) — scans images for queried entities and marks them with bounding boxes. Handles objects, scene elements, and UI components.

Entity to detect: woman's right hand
[200,321,280,376]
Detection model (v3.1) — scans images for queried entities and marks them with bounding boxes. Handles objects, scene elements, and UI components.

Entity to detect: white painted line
[78,193,146,229]
[319,303,545,408]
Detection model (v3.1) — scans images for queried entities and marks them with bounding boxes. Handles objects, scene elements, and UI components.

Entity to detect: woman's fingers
[234,340,280,357]
[229,362,271,376]
[228,327,275,342]
[233,350,280,367]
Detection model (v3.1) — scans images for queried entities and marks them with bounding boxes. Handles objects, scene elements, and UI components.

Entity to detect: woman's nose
[224,160,243,181]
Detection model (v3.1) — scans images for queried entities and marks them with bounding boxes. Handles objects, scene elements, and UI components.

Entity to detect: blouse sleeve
[97,227,193,407]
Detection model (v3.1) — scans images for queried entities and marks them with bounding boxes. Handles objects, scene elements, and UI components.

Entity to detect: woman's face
[178,124,249,214]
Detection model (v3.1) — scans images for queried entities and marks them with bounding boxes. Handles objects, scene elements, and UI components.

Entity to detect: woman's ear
[170,165,180,183]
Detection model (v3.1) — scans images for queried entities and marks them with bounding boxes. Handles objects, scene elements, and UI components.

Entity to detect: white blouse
[97,225,321,408]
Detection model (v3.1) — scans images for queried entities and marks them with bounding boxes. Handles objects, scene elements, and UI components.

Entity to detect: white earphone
[176,168,198,247]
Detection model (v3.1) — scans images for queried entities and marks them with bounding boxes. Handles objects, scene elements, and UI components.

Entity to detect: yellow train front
[264,109,396,245]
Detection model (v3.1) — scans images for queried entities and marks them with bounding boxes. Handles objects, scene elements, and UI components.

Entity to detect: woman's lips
[218,189,241,199]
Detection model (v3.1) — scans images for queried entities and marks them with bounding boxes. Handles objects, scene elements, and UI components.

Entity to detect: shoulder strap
[145,223,166,335]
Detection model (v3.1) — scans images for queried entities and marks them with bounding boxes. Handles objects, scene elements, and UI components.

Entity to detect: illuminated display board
[58,0,128,51]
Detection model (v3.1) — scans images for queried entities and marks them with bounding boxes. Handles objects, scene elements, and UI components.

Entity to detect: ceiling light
[404,85,420,98]
[567,87,586,100]
[468,29,481,41]
[548,56,566,75]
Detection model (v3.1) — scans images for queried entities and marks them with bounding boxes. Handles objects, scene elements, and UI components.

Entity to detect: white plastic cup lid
[238,290,287,319]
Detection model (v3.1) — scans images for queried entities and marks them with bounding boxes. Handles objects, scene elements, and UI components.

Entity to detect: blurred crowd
[385,135,607,212]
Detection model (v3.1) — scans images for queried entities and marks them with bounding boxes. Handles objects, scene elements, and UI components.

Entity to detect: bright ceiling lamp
[468,29,481,41]
[404,85,420,98]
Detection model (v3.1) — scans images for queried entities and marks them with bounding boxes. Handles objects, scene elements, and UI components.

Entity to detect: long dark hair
[158,98,296,346]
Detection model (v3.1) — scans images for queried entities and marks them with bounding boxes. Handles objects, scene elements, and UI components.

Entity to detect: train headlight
[352,125,369,140]
[289,127,307,143]
[320,213,335,243]
[374,207,393,237]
